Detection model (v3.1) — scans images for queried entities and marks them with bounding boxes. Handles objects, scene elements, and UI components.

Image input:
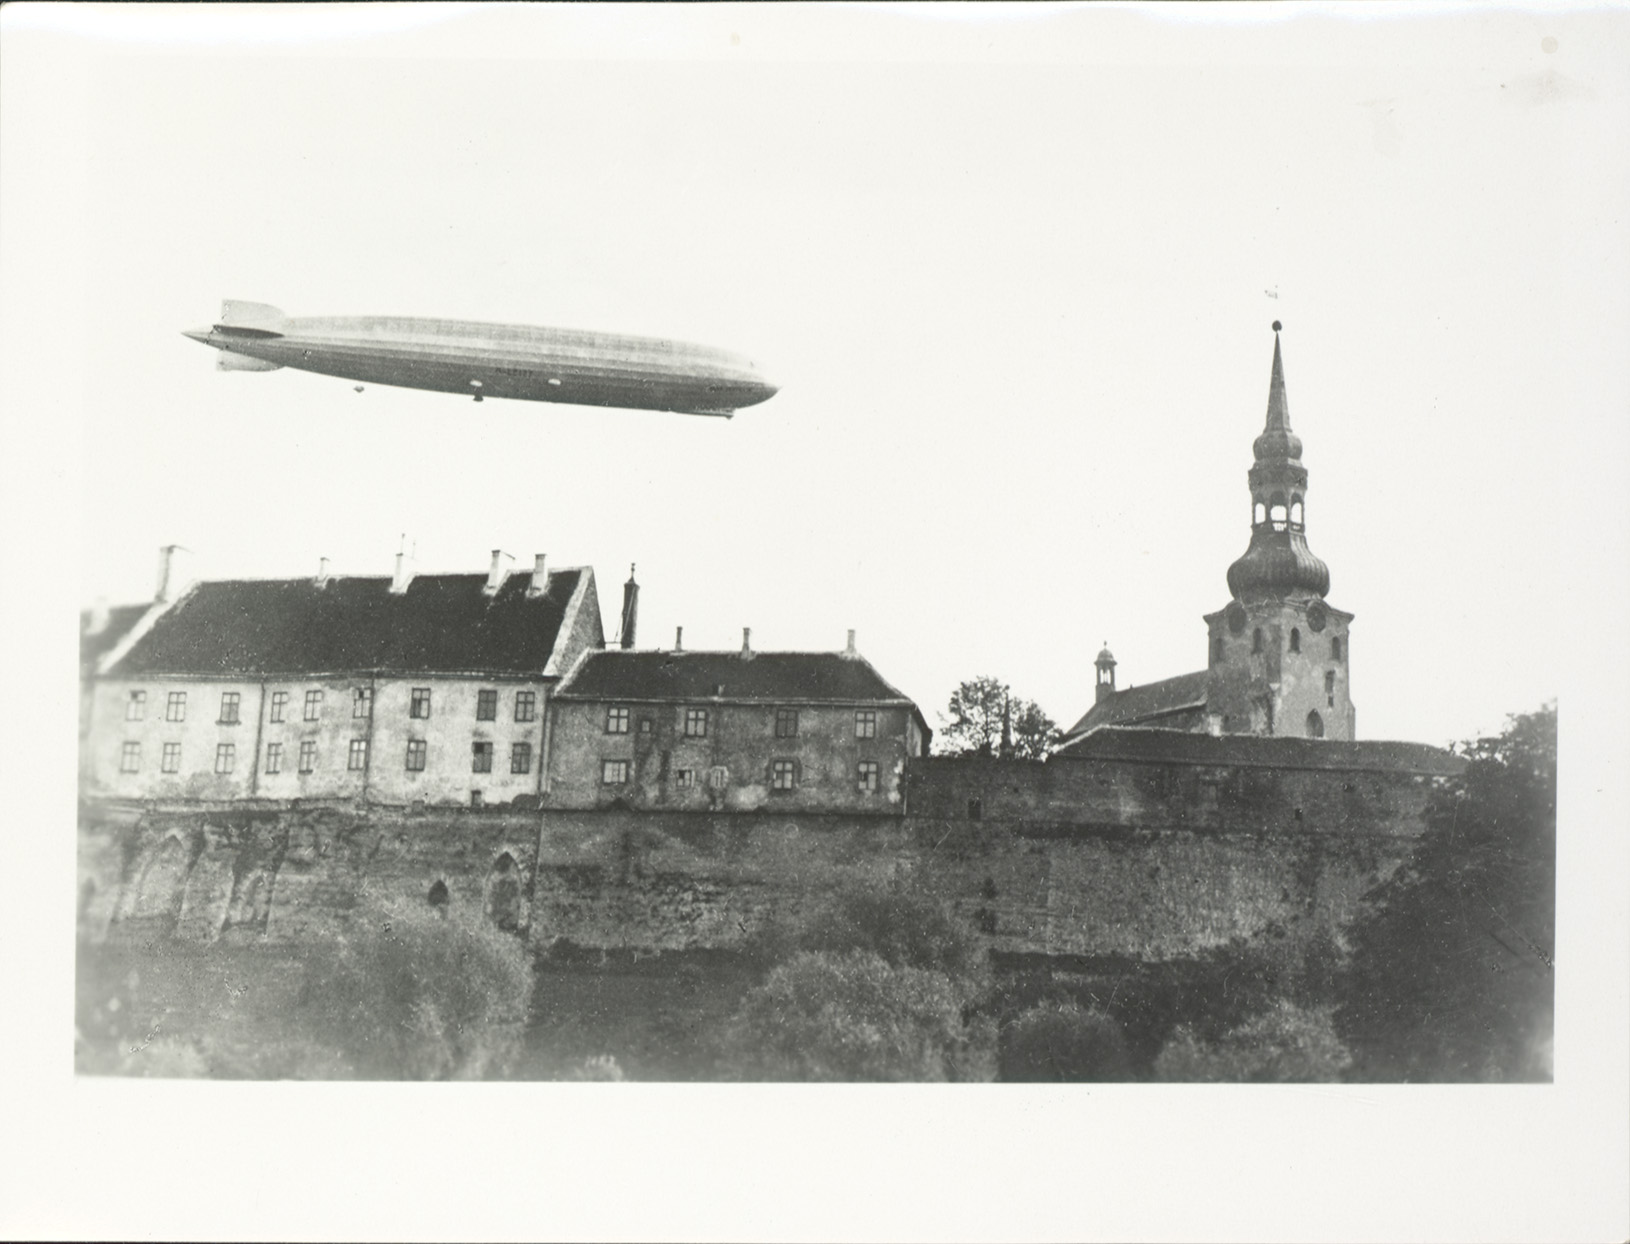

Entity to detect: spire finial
[1272,319,1281,333]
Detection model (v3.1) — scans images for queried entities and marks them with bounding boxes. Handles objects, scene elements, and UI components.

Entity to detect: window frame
[410,687,432,719]
[165,691,187,723]
[405,739,427,772]
[601,758,630,785]
[162,741,182,773]
[269,691,288,723]
[214,743,236,775]
[855,709,877,739]
[348,739,369,771]
[770,758,798,791]
[353,687,373,719]
[472,740,494,774]
[683,707,709,738]
[263,742,282,775]
[514,690,537,723]
[858,760,880,793]
[510,742,533,774]
[303,689,324,722]
[297,739,317,773]
[119,741,141,773]
[774,708,799,739]
[125,690,146,722]
[218,690,241,725]
[606,705,631,735]
[675,768,696,789]
[476,689,498,722]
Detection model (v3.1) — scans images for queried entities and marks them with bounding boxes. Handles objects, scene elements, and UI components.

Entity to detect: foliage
[765,885,989,986]
[999,999,1135,1081]
[299,890,534,1079]
[722,950,995,1081]
[568,1054,626,1081]
[1334,703,1556,1081]
[937,676,1062,760]
[1154,1002,1352,1082]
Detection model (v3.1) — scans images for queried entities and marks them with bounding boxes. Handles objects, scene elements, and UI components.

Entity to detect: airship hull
[185,304,776,416]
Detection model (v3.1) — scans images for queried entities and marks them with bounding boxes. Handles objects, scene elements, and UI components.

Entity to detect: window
[775,708,799,738]
[303,690,323,722]
[1252,628,1264,655]
[1331,636,1343,661]
[676,768,696,789]
[1212,635,1224,664]
[683,708,708,738]
[1326,669,1336,707]
[120,741,141,773]
[353,687,373,719]
[602,759,630,785]
[1289,628,1301,654]
[298,740,316,773]
[162,742,181,773]
[511,742,532,774]
[125,691,146,721]
[348,739,368,771]
[410,687,431,719]
[855,710,877,739]
[165,691,187,722]
[1306,710,1325,739]
[472,741,494,773]
[264,742,282,774]
[514,691,536,722]
[476,689,497,721]
[219,691,241,724]
[270,691,288,723]
[638,717,653,735]
[427,880,449,910]
[858,761,880,792]
[606,706,630,734]
[470,791,484,808]
[214,743,236,774]
[405,739,427,772]
[771,759,797,791]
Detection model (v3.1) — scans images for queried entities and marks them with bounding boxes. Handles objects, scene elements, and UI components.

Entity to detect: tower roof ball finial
[1272,320,1282,333]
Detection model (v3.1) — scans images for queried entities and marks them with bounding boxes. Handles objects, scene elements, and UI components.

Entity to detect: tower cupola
[1094,643,1117,703]
[1225,323,1331,602]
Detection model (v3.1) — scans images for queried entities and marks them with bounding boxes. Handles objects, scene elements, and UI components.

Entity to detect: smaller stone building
[545,629,931,813]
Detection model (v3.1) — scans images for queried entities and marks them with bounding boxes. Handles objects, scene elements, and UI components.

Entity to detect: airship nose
[182,327,214,345]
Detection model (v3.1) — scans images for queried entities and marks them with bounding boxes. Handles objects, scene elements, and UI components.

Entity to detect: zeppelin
[183,300,778,417]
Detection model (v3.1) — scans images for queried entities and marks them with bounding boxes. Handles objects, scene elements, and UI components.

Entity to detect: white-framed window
[684,707,708,738]
[602,759,630,785]
[264,742,282,774]
[676,768,695,788]
[219,691,241,724]
[162,742,182,773]
[858,761,880,792]
[515,691,536,722]
[477,690,498,721]
[119,741,141,773]
[303,690,323,722]
[214,743,236,774]
[298,740,316,773]
[770,759,797,791]
[855,709,877,739]
[775,708,798,738]
[472,741,494,773]
[353,687,373,718]
[606,706,630,734]
[125,690,146,721]
[511,742,532,774]
[165,691,187,722]
[405,739,427,772]
[410,687,432,719]
[348,739,368,771]
[270,691,288,723]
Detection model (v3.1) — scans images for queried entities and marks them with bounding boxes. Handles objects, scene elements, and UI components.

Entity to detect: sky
[2,7,1628,1240]
[5,4,1625,748]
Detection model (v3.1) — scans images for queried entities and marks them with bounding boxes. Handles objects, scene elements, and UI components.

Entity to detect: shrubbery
[1154,1001,1351,1082]
[999,999,1135,1081]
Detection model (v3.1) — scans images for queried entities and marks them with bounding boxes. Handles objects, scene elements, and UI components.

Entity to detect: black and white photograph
[2,3,1626,1240]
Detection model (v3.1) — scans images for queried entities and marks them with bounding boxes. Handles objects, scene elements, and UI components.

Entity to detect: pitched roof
[1053,725,1466,776]
[1064,669,1209,737]
[105,569,591,678]
[555,649,913,706]
[80,604,152,673]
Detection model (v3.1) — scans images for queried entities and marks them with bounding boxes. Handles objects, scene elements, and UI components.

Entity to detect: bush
[299,891,534,1079]
[1153,1001,1352,1082]
[749,885,987,986]
[722,950,995,1081]
[1000,1000,1135,1081]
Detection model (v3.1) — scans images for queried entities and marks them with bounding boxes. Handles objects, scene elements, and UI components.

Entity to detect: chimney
[844,628,857,657]
[390,548,414,595]
[674,626,683,652]
[619,564,639,650]
[314,556,332,588]
[527,554,549,597]
[740,626,752,659]
[484,548,514,596]
[154,544,189,603]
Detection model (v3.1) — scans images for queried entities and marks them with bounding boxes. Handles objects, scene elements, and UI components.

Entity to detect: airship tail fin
[218,300,288,334]
[217,352,282,372]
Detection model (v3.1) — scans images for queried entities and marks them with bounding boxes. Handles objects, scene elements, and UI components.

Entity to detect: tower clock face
[1226,602,1247,635]
[1307,600,1328,632]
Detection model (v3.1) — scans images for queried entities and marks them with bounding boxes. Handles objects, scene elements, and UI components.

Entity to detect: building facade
[1066,324,1356,743]
[85,551,604,807]
[545,629,931,813]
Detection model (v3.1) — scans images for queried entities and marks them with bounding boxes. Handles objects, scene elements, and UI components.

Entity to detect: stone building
[545,627,931,813]
[1066,323,1356,743]
[83,549,604,807]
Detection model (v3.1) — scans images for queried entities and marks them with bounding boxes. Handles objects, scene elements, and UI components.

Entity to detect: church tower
[1201,323,1355,739]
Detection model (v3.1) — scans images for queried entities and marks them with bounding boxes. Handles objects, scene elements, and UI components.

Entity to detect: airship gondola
[184,301,777,417]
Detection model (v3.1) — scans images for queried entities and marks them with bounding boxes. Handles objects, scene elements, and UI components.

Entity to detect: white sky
[2,6,1628,1241]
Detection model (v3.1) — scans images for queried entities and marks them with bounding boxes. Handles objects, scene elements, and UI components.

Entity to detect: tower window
[1289,628,1300,653]
[1290,499,1304,528]
[1306,710,1325,739]
[1252,628,1263,654]
[1331,636,1343,661]
[1254,502,1266,526]
[1213,634,1224,664]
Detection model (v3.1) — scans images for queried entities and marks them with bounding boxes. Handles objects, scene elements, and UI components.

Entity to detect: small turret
[1094,643,1117,703]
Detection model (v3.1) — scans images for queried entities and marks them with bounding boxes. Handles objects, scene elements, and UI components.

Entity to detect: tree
[937,676,1062,759]
[1334,703,1556,1081]
[1001,1000,1135,1081]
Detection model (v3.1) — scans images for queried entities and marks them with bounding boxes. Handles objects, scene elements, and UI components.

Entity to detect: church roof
[1053,725,1466,776]
[102,569,593,678]
[1063,669,1209,738]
